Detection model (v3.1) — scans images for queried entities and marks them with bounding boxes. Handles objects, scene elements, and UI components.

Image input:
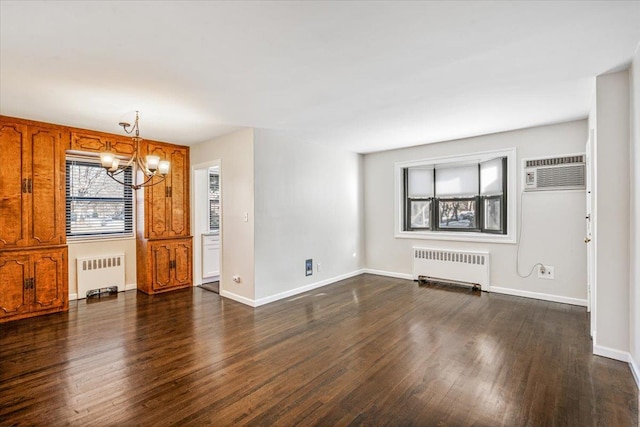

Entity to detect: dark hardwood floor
[0,274,637,426]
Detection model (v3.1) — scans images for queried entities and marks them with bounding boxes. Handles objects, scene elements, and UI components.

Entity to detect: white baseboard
[593,344,631,362]
[363,269,413,281]
[218,269,366,308]
[629,354,640,389]
[490,286,587,307]
[253,269,366,307]
[69,293,78,301]
[219,290,257,307]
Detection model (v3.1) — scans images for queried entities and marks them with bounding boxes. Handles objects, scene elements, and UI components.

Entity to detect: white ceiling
[1,1,639,153]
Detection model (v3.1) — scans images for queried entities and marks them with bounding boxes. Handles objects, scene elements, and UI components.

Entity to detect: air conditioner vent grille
[525,155,584,167]
[537,164,585,188]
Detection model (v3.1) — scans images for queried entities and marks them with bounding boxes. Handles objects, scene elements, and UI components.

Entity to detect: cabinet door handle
[22,179,27,193]
[168,186,172,198]
[27,178,32,194]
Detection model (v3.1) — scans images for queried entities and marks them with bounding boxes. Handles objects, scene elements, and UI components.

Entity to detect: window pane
[438,200,477,229]
[407,168,434,198]
[68,200,129,235]
[410,200,430,228]
[208,171,220,231]
[484,197,502,231]
[66,159,133,237]
[480,158,504,196]
[435,165,478,197]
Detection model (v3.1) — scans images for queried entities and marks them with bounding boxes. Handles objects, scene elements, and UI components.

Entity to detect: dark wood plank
[0,274,637,426]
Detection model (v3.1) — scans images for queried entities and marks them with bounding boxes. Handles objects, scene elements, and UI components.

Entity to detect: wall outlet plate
[538,265,555,280]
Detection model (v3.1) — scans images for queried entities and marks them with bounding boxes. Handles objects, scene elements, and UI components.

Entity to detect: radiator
[76,254,125,298]
[413,247,490,291]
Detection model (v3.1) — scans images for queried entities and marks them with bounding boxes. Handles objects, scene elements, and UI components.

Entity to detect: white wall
[253,130,364,303]
[630,46,640,383]
[594,70,631,358]
[68,238,137,298]
[364,120,588,305]
[190,129,255,303]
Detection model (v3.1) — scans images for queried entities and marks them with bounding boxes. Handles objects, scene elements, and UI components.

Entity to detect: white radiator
[76,254,125,298]
[413,247,490,291]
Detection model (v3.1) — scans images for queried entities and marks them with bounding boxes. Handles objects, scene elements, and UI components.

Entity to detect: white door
[585,131,595,337]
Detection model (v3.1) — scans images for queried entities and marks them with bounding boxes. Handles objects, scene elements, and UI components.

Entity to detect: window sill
[68,235,136,245]
[395,230,515,244]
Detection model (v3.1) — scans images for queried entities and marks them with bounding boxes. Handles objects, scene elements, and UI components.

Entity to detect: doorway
[193,160,221,294]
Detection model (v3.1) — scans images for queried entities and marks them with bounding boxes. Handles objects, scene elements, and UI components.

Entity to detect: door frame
[191,159,222,292]
[586,130,596,338]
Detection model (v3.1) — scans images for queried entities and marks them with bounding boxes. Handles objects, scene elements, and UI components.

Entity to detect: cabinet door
[203,243,220,278]
[0,122,29,248]
[173,240,192,286]
[167,147,189,237]
[31,248,66,312]
[0,254,30,319]
[108,136,136,156]
[71,131,109,152]
[28,126,66,246]
[151,242,173,290]
[145,142,171,238]
[71,132,136,156]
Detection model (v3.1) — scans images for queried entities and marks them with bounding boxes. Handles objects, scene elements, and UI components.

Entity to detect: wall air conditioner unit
[523,154,586,192]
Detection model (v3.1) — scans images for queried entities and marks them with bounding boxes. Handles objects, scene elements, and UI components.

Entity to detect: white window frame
[394,147,517,244]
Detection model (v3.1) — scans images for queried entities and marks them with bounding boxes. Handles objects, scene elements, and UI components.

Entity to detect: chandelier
[100,111,170,190]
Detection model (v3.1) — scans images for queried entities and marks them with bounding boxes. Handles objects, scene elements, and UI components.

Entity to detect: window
[66,158,133,238]
[401,153,509,236]
[208,169,220,232]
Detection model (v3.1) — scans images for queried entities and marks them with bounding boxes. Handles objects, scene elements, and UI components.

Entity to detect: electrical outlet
[317,262,322,272]
[538,265,555,280]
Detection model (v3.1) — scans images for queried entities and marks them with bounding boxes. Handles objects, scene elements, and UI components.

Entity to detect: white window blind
[66,159,133,238]
[435,164,478,197]
[480,158,504,196]
[407,168,434,198]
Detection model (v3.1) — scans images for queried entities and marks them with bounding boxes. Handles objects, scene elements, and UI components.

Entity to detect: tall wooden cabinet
[0,117,68,323]
[136,141,192,294]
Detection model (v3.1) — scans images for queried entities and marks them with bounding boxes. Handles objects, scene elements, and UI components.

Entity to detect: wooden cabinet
[0,247,68,322]
[137,140,192,295]
[0,120,66,249]
[137,238,192,294]
[70,130,136,156]
[145,142,190,238]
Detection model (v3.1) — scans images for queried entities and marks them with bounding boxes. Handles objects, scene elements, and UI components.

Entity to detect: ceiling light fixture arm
[99,110,170,191]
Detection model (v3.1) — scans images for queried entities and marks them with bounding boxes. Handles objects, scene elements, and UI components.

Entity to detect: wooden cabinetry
[137,141,192,294]
[70,130,136,156]
[0,116,69,323]
[0,247,68,322]
[144,142,190,238]
[137,238,192,293]
[0,121,66,249]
